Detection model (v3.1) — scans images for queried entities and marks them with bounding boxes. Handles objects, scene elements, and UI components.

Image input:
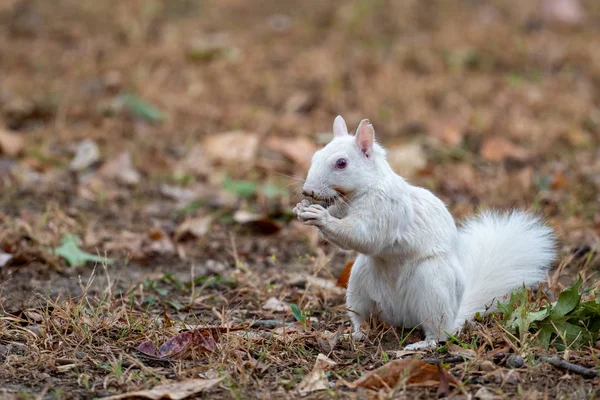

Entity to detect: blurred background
[1,0,600,304]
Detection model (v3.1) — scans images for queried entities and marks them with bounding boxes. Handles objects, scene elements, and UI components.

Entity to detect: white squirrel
[293,115,556,350]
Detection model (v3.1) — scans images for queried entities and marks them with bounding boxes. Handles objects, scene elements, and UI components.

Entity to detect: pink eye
[335,158,348,169]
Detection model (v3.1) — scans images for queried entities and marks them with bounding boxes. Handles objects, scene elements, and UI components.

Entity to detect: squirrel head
[302,115,383,205]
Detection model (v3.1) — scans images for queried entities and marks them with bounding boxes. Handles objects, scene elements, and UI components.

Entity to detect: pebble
[506,354,524,369]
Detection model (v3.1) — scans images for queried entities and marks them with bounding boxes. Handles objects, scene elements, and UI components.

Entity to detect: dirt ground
[1,0,600,398]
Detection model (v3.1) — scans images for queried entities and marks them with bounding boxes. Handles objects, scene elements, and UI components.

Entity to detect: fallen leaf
[0,129,24,157]
[337,261,353,289]
[387,143,428,177]
[203,131,259,166]
[119,93,165,122]
[70,139,100,171]
[262,297,290,312]
[265,136,318,170]
[436,364,451,398]
[100,378,223,400]
[175,144,212,177]
[136,327,242,360]
[480,137,527,162]
[187,34,239,63]
[0,251,13,267]
[316,325,344,353]
[550,171,569,190]
[294,354,336,395]
[233,210,281,235]
[98,152,141,186]
[145,228,176,255]
[447,343,476,359]
[539,0,583,27]
[104,230,145,259]
[284,92,315,114]
[175,216,213,240]
[305,275,345,295]
[160,184,199,203]
[474,386,498,400]
[429,119,464,147]
[349,359,458,390]
[136,330,217,360]
[55,234,115,267]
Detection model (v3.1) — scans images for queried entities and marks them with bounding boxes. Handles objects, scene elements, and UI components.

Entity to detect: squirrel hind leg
[404,339,438,351]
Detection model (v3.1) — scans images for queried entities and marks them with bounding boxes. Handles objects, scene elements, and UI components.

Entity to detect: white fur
[293,116,557,350]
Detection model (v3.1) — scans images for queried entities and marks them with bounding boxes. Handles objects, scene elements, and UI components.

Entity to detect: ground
[1,0,600,398]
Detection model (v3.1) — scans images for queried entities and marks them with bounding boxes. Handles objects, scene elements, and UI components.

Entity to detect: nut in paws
[296,204,330,226]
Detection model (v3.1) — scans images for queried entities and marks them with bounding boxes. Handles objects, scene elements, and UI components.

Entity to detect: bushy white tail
[455,210,556,324]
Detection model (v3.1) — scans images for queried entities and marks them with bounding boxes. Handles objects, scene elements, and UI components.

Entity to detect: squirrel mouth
[305,195,336,209]
[317,197,336,208]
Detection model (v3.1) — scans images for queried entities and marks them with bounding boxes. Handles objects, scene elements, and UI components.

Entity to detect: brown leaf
[100,378,223,400]
[146,228,176,255]
[175,144,212,177]
[349,359,458,390]
[203,131,259,166]
[262,297,290,312]
[316,325,344,353]
[0,129,24,157]
[265,136,318,170]
[175,216,213,241]
[539,0,583,27]
[550,171,569,190]
[436,364,451,398]
[233,210,281,235]
[429,119,464,147]
[480,137,528,162]
[294,354,336,395]
[98,151,141,186]
[337,261,353,289]
[387,143,428,177]
[136,328,234,360]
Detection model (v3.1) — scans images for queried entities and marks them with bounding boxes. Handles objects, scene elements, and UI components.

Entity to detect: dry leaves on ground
[136,327,240,360]
[294,353,337,395]
[348,359,457,395]
[100,378,223,400]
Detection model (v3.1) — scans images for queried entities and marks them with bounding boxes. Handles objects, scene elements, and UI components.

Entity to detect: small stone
[28,324,44,338]
[0,252,13,267]
[478,360,496,372]
[70,139,101,171]
[475,386,495,400]
[0,129,25,157]
[0,344,9,359]
[506,354,524,369]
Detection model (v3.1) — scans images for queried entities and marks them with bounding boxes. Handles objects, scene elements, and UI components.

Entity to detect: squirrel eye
[335,158,348,169]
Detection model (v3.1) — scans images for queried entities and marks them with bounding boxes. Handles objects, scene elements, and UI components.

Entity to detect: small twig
[423,356,466,365]
[250,319,286,329]
[540,356,598,379]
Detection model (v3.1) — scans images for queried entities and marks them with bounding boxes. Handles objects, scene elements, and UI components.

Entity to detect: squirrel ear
[333,115,349,138]
[355,119,375,158]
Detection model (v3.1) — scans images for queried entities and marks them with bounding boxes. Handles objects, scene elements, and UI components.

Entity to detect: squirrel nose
[302,190,314,198]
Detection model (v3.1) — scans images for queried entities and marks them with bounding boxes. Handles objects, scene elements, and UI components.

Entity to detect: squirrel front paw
[294,203,330,227]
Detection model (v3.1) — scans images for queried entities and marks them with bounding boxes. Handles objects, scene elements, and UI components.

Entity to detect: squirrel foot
[404,339,438,351]
[351,330,366,342]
